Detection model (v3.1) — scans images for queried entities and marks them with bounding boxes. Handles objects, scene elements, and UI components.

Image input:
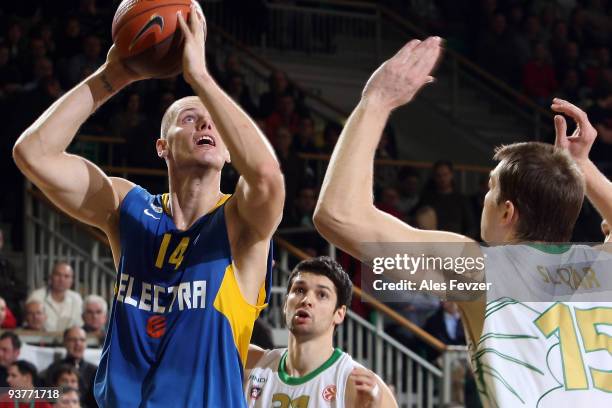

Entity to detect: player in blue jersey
[13,2,284,407]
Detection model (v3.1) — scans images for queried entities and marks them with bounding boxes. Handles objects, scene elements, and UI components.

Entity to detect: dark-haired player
[13,2,284,407]
[314,36,612,406]
[244,257,396,408]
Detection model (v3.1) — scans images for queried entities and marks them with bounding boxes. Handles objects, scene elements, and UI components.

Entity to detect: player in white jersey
[313,34,612,407]
[244,257,397,407]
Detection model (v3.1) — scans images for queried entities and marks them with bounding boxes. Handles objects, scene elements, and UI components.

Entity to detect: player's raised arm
[177,3,284,241]
[551,98,612,225]
[12,46,142,234]
[313,37,472,264]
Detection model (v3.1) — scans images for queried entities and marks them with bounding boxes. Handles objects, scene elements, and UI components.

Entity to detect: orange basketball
[112,0,192,77]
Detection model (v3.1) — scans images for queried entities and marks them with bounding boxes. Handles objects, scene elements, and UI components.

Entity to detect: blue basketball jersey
[94,186,273,407]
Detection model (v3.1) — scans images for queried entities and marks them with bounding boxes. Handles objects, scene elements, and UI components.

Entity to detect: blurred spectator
[225,73,258,116]
[588,92,612,177]
[22,57,54,92]
[6,21,26,61]
[556,41,584,80]
[273,127,310,209]
[77,0,107,36]
[259,70,302,117]
[220,53,243,87]
[283,187,317,228]
[56,17,83,61]
[514,14,546,65]
[549,19,569,65]
[65,34,104,86]
[27,76,64,121]
[292,116,319,153]
[28,262,83,332]
[321,121,342,154]
[1,360,52,408]
[0,231,25,320]
[584,46,611,89]
[384,205,440,345]
[419,161,477,237]
[522,42,558,105]
[265,94,301,144]
[45,327,96,408]
[0,297,16,329]
[396,167,421,215]
[376,187,405,220]
[0,42,22,97]
[0,332,21,388]
[49,364,80,390]
[568,6,587,44]
[477,12,520,85]
[556,69,583,102]
[112,93,146,139]
[23,300,47,331]
[422,301,466,360]
[55,386,81,408]
[82,295,107,343]
[38,25,56,59]
[374,128,399,189]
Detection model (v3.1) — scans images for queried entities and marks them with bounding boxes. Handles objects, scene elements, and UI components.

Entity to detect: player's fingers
[188,2,200,32]
[351,367,370,375]
[408,36,440,67]
[396,39,421,60]
[554,115,568,148]
[177,11,190,37]
[551,98,589,128]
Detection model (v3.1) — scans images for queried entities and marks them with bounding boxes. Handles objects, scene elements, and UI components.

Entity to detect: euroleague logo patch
[146,315,166,338]
[322,385,337,402]
[250,386,262,400]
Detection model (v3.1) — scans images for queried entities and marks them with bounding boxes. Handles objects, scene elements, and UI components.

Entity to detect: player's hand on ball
[551,98,598,165]
[349,367,383,408]
[362,36,442,111]
[104,45,149,83]
[177,0,207,85]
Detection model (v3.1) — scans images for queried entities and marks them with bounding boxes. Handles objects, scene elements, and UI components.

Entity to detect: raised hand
[103,45,149,86]
[349,367,383,408]
[177,0,207,85]
[362,36,442,111]
[551,98,598,165]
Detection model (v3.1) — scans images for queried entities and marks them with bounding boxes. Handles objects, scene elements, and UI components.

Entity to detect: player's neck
[285,334,335,378]
[166,169,223,230]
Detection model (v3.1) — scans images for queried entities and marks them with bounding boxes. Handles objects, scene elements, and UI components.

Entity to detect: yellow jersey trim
[213,264,268,368]
[161,193,231,217]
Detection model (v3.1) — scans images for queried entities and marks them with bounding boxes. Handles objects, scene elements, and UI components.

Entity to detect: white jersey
[472,244,612,408]
[245,348,361,407]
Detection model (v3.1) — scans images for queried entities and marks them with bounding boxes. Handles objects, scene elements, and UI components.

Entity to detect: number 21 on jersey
[155,233,190,270]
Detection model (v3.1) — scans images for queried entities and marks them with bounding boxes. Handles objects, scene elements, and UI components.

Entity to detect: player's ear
[156,138,168,159]
[333,305,346,325]
[501,200,517,227]
[225,148,231,164]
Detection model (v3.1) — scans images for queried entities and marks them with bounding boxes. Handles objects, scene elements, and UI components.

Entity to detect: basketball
[112,0,193,77]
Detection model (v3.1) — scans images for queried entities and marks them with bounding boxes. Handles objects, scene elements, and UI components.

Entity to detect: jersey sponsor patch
[322,385,337,402]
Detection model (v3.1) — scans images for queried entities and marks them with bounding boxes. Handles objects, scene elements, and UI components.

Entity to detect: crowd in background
[1,1,612,406]
[404,0,612,169]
